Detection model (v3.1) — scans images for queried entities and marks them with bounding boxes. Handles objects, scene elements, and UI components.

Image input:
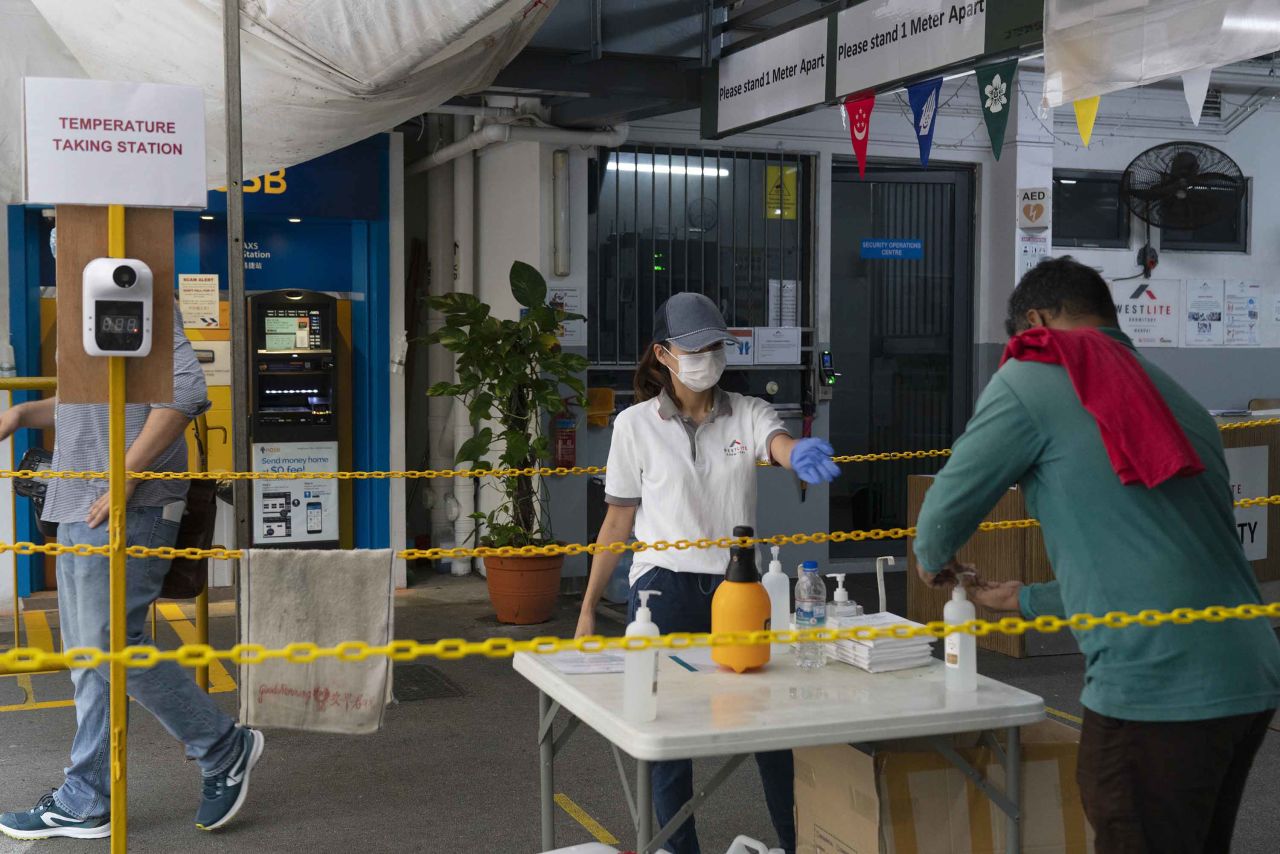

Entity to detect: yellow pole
[106,204,128,854]
[196,586,209,693]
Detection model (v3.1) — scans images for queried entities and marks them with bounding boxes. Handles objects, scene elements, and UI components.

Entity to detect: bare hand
[574,609,597,640]
[86,481,137,529]
[970,580,1023,613]
[0,408,21,443]
[917,558,979,590]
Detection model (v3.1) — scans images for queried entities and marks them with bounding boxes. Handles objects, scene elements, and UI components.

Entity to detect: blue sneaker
[195,727,265,831]
[0,792,110,840]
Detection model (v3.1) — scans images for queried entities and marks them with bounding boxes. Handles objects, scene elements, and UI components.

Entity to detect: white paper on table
[667,647,721,674]
[545,651,626,675]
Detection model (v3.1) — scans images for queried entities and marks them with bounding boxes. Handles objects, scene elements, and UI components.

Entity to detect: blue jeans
[53,508,238,820]
[628,567,796,854]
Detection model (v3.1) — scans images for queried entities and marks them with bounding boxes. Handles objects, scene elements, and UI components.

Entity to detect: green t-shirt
[915,328,1280,721]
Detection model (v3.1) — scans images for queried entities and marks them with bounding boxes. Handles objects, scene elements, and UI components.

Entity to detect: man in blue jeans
[0,310,264,841]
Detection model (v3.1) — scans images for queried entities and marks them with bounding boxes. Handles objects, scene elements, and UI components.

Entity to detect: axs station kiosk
[248,290,341,547]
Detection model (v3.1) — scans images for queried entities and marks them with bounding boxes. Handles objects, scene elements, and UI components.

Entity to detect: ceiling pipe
[407,123,629,175]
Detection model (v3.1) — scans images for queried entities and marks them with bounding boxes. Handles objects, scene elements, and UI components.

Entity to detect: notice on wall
[715,19,828,135]
[1018,233,1049,277]
[1112,280,1178,348]
[1224,280,1262,348]
[726,328,755,365]
[1183,279,1225,346]
[1225,446,1269,562]
[178,274,220,328]
[252,441,339,545]
[22,77,207,207]
[835,0,986,99]
[548,284,586,348]
[754,327,802,365]
[766,165,799,220]
[767,279,799,327]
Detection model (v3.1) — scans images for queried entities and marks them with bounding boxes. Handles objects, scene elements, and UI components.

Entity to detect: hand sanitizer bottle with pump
[943,586,977,692]
[762,546,790,650]
[624,590,662,722]
[826,573,862,625]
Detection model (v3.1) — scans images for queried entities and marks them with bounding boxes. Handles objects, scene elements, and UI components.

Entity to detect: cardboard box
[795,721,1094,854]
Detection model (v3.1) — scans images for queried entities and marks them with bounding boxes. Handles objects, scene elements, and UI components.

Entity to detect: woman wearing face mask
[575,292,840,854]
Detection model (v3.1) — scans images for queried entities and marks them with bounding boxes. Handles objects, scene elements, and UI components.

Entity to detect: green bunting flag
[975,59,1018,160]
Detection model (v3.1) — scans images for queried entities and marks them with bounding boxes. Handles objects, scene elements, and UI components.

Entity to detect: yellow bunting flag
[1073,96,1100,147]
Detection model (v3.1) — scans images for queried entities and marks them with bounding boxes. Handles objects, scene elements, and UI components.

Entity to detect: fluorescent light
[200,215,215,220]
[288,217,302,223]
[1057,179,1077,184]
[607,161,729,178]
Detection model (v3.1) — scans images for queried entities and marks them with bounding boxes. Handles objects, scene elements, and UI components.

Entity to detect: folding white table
[515,652,1045,854]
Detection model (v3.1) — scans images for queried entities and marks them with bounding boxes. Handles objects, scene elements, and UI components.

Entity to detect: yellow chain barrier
[0,417,1273,482]
[0,496,1273,562]
[2,601,1277,674]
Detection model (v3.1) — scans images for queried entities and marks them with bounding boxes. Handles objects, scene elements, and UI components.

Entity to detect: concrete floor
[0,572,1276,853]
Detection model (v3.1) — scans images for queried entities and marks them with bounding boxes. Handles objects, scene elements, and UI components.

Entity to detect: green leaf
[427,382,462,397]
[509,261,547,309]
[468,393,494,427]
[432,326,468,350]
[503,432,530,466]
[456,428,493,466]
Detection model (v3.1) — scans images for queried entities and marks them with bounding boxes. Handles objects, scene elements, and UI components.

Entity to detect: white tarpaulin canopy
[0,0,554,203]
[1044,0,1280,107]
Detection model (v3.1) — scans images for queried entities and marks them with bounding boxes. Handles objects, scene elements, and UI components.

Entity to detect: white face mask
[663,346,726,392]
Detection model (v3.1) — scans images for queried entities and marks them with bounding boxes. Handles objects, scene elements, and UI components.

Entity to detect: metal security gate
[829,164,974,558]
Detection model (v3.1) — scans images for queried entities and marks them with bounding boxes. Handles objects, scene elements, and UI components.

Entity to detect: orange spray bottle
[711,526,772,673]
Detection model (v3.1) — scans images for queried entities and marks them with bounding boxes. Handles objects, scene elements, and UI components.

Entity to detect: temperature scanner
[82,258,154,357]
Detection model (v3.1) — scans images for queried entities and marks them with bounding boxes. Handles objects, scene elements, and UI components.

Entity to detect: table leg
[1006,726,1021,854]
[539,691,555,852]
[636,759,653,851]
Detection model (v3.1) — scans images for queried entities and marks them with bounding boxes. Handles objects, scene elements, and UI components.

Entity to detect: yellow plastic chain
[1,496,1275,563]
[2,417,1273,482]
[2,601,1277,673]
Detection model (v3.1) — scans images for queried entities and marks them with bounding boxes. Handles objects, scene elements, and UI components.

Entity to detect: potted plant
[427,261,588,624]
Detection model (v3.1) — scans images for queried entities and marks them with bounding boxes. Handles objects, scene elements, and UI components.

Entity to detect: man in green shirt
[914,257,1280,854]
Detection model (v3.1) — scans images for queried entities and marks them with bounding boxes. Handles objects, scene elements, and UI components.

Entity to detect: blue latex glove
[790,438,840,485]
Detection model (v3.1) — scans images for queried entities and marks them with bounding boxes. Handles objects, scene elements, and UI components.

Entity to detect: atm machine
[248,290,340,547]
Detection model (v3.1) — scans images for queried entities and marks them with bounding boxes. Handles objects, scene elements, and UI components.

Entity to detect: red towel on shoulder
[1000,327,1204,488]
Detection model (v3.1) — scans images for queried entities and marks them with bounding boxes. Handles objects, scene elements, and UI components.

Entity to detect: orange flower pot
[483,554,565,625]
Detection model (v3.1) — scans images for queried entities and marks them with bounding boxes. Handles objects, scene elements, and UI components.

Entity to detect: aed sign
[714,19,828,135]
[835,0,986,101]
[22,77,206,208]
[1017,187,1051,229]
[1225,446,1268,562]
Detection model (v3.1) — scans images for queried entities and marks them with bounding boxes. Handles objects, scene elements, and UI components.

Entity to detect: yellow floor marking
[16,674,35,705]
[23,610,55,653]
[555,793,620,846]
[156,602,237,694]
[0,698,75,713]
[1047,706,1083,725]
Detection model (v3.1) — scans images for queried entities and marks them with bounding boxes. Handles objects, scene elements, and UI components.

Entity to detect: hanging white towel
[240,548,394,735]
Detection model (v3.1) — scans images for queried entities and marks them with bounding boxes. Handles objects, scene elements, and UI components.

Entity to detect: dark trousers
[628,567,796,854]
[1078,706,1275,854]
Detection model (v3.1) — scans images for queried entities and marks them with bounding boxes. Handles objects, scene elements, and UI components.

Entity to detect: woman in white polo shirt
[575,292,839,854]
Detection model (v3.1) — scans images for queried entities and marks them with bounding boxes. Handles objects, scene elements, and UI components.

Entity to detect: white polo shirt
[604,389,788,585]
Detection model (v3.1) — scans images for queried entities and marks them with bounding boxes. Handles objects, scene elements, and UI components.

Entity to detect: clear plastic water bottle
[794,561,827,670]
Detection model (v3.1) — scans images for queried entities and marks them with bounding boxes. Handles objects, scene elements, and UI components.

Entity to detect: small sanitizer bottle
[763,545,790,649]
[827,573,861,624]
[624,590,662,722]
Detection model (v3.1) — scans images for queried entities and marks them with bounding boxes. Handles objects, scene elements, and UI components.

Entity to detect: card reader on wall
[82,258,153,357]
[819,350,841,387]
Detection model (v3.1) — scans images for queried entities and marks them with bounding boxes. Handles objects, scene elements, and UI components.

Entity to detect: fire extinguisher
[553,406,577,468]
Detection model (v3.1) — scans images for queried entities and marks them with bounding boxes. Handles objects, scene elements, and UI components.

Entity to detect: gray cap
[653,292,735,351]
